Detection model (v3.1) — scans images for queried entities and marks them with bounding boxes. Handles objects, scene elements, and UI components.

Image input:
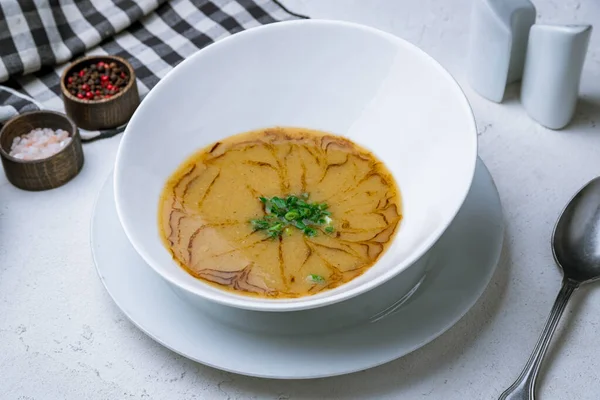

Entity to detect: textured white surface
[1,0,599,399]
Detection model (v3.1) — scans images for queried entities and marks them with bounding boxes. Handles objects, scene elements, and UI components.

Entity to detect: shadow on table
[160,238,513,398]
[566,96,600,133]
[481,85,599,135]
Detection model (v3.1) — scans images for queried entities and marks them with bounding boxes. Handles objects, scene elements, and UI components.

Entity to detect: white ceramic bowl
[114,20,477,318]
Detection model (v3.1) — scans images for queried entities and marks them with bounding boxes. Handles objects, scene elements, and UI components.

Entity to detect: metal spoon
[499,177,600,400]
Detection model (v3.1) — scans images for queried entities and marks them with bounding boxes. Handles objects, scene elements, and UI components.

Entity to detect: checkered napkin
[0,0,306,141]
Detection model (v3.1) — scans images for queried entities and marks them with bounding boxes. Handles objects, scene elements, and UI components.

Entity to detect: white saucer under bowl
[91,158,503,379]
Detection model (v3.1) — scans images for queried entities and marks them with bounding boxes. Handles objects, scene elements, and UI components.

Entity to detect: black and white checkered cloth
[0,0,306,141]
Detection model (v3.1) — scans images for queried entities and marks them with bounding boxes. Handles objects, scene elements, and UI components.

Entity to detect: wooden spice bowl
[0,111,84,191]
[60,55,139,131]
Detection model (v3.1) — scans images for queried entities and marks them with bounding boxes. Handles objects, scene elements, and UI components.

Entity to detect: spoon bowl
[553,176,600,283]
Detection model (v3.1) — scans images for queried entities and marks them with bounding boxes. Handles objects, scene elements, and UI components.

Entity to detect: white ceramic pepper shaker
[521,24,592,130]
[467,0,536,102]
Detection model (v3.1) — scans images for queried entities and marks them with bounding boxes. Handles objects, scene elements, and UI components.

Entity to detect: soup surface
[159,127,402,298]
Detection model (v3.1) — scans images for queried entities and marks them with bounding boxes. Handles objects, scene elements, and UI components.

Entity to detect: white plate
[91,158,503,379]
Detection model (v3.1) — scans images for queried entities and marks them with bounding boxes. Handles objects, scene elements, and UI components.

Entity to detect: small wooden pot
[0,111,84,191]
[61,55,139,131]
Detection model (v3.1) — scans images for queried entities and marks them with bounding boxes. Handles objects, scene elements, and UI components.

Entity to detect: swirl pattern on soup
[159,127,402,298]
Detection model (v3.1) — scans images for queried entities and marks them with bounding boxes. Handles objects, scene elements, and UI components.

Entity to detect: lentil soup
[159,127,402,298]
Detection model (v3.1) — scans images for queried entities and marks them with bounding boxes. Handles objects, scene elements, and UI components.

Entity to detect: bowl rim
[114,19,478,312]
[0,110,79,164]
[60,54,136,104]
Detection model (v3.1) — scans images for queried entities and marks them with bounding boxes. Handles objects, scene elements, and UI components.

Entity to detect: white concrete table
[2,1,599,398]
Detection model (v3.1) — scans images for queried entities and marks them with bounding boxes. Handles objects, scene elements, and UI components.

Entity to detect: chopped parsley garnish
[307,274,325,284]
[250,194,334,238]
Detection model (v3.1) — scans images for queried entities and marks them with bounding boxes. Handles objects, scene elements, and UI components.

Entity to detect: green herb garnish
[250,194,334,238]
[307,274,325,283]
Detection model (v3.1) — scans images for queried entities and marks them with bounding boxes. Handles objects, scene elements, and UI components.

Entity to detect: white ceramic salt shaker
[467,0,536,102]
[521,24,592,130]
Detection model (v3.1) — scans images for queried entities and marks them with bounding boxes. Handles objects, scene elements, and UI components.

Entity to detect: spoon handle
[499,279,579,400]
